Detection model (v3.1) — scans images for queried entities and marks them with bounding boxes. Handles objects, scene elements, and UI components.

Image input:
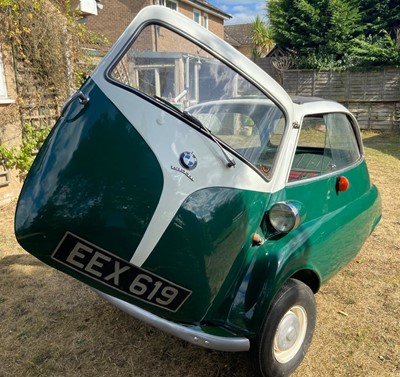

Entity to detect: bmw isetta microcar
[15,6,381,377]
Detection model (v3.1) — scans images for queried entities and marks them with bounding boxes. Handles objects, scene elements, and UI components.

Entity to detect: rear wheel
[251,279,316,377]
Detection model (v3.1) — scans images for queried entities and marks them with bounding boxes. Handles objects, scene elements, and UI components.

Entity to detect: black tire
[251,278,316,377]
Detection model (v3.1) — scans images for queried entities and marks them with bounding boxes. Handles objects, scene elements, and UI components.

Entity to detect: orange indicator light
[337,176,350,192]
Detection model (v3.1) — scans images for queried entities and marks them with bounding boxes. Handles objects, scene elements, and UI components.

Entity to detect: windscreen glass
[109,24,286,177]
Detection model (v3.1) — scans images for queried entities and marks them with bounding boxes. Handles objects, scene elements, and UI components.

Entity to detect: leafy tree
[345,31,400,68]
[251,15,274,58]
[357,0,400,44]
[268,0,326,50]
[267,0,363,56]
[326,0,364,54]
[0,0,107,177]
[267,0,400,69]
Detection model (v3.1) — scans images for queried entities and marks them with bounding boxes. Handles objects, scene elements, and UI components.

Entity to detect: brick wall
[208,13,224,40]
[177,2,224,39]
[85,0,226,52]
[85,0,151,50]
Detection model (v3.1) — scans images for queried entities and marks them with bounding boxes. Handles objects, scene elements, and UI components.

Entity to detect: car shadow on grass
[0,255,253,377]
[0,253,44,268]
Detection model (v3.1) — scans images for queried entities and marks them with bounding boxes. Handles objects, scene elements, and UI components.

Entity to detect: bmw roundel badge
[179,151,197,170]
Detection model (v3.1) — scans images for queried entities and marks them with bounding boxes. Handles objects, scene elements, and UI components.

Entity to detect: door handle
[61,90,90,116]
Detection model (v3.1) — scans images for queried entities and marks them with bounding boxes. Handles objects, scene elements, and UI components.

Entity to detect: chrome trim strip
[95,291,250,352]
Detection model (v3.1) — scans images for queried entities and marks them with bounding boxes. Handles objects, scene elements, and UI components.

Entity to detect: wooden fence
[256,60,400,131]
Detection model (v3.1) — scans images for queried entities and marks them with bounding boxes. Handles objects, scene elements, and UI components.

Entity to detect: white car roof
[291,96,352,118]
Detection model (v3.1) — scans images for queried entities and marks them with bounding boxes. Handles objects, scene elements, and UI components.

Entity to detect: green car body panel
[225,163,381,336]
[14,79,270,328]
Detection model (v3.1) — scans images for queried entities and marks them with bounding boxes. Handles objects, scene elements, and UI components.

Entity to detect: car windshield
[108,24,286,177]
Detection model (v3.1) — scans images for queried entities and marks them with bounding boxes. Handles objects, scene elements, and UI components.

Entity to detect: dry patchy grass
[0,132,399,377]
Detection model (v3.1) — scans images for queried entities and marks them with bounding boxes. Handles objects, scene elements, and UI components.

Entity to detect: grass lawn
[0,132,399,377]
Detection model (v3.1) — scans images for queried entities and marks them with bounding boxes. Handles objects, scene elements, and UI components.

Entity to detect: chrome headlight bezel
[269,201,301,233]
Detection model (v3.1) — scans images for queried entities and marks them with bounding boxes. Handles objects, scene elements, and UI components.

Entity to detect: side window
[289,113,361,182]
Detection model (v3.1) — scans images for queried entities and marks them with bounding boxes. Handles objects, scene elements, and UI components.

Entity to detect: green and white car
[15,6,382,377]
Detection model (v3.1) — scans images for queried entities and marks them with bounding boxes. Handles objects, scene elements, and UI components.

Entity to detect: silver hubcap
[273,305,307,364]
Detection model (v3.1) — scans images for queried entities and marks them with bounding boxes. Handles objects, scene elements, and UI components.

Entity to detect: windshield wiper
[153,96,235,168]
[189,113,236,168]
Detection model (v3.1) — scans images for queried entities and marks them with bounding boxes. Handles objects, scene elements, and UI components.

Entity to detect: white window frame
[161,0,178,11]
[193,9,201,24]
[203,13,209,29]
[0,50,14,104]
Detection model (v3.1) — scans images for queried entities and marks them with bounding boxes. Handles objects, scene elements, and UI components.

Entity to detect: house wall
[208,13,224,40]
[0,0,68,205]
[177,2,224,39]
[0,46,22,205]
[85,0,226,53]
[85,0,151,51]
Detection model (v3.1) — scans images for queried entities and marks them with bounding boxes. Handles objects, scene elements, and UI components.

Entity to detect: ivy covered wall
[0,0,105,203]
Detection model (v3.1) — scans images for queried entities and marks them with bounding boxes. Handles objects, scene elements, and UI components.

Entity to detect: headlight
[269,202,301,233]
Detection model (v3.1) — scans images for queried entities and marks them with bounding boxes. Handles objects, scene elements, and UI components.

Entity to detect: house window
[193,9,201,24]
[203,13,208,29]
[0,50,14,104]
[0,52,8,99]
[161,0,178,11]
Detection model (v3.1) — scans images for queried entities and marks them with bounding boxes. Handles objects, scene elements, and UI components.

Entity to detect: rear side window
[289,113,361,182]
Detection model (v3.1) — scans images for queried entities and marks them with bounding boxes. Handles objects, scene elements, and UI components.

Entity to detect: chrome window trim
[286,110,364,185]
[285,156,365,187]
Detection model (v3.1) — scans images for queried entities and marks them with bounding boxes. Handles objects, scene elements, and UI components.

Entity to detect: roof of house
[224,23,253,46]
[224,32,240,47]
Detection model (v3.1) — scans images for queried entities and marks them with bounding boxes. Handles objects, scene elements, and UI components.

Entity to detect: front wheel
[251,279,316,377]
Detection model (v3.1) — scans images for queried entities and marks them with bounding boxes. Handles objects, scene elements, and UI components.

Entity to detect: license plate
[52,232,192,312]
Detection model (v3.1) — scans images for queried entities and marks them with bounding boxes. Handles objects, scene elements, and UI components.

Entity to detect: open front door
[15,6,293,322]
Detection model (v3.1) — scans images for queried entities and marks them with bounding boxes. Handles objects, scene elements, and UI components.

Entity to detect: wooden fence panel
[278,68,400,130]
